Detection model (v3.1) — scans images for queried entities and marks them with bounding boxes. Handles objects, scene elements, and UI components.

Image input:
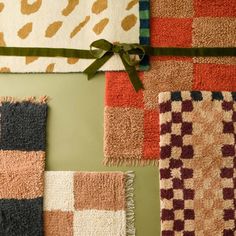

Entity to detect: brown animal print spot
[62,0,80,16]
[0,67,11,72]
[126,0,138,10]
[18,22,33,39]
[70,16,90,38]
[92,0,107,14]
[93,18,109,35]
[0,32,6,46]
[46,63,55,72]
[67,58,79,64]
[25,56,39,65]
[45,21,63,38]
[0,2,4,12]
[121,14,137,31]
[21,0,42,15]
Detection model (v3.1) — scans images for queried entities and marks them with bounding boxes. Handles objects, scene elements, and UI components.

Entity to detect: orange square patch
[151,17,193,47]
[105,72,144,108]
[193,64,236,91]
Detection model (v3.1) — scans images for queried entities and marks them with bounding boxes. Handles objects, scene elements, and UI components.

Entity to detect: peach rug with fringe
[44,171,135,236]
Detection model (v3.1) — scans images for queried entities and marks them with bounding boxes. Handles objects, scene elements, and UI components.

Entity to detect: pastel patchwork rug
[159,91,236,236]
[44,171,135,236]
[0,97,48,235]
[104,0,236,165]
[0,0,149,72]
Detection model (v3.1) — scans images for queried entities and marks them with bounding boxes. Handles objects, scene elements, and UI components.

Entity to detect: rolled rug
[0,97,48,235]
[159,91,236,235]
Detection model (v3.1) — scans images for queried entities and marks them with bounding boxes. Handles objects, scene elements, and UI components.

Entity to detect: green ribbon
[144,47,236,57]
[85,40,236,91]
[84,39,145,91]
[0,40,235,91]
[0,46,95,58]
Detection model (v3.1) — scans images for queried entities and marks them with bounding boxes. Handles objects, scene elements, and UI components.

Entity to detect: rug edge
[104,158,159,167]
[125,171,135,236]
[0,96,48,104]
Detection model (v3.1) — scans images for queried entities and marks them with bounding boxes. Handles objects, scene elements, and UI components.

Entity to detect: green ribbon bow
[83,39,145,92]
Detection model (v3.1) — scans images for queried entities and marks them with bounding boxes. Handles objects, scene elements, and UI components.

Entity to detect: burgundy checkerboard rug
[159,91,236,236]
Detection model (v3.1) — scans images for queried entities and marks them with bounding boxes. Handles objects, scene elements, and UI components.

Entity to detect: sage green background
[0,73,160,236]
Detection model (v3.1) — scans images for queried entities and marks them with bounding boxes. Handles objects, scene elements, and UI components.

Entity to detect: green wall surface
[0,73,160,236]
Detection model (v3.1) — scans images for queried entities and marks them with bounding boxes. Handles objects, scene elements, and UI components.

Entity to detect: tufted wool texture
[158,91,236,236]
[104,0,236,166]
[0,97,48,236]
[0,0,149,72]
[44,171,135,236]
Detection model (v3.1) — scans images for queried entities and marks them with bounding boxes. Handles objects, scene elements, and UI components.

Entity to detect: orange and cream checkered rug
[104,0,236,166]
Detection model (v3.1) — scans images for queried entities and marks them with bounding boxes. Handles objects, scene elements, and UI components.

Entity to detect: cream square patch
[73,210,126,236]
[44,171,74,211]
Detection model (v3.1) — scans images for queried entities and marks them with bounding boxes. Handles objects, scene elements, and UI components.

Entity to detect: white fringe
[125,171,135,236]
[0,96,48,104]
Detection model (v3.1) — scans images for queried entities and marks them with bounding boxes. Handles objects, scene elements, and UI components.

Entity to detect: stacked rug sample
[104,0,236,166]
[44,171,135,236]
[0,97,48,235]
[159,91,236,235]
[0,0,235,235]
[0,0,149,72]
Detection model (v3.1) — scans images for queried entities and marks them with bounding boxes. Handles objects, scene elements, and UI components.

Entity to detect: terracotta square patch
[74,172,125,211]
[0,150,45,199]
[193,18,236,47]
[104,107,144,162]
[143,60,193,109]
[151,0,193,17]
[44,211,73,236]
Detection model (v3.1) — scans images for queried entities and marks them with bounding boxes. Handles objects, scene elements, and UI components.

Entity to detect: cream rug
[0,0,148,72]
